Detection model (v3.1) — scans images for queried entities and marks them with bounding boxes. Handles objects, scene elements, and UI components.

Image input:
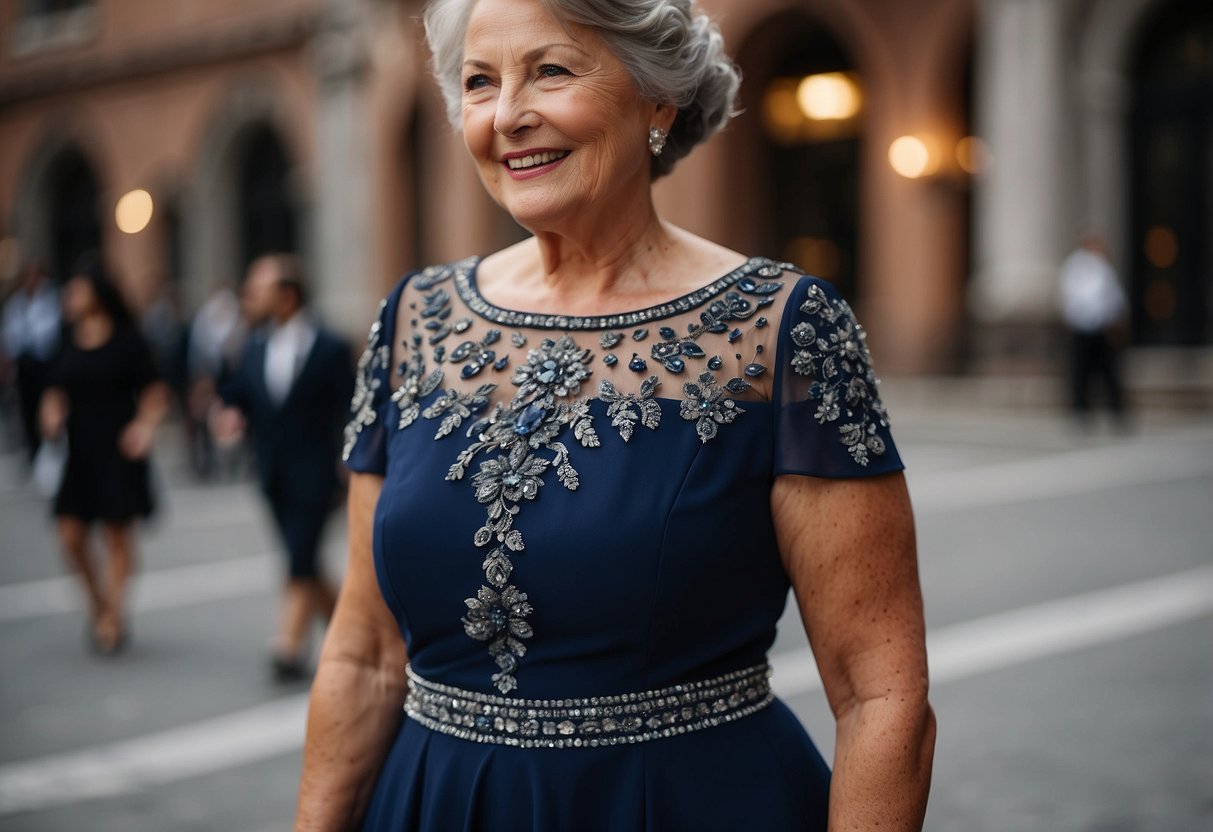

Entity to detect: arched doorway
[46,146,102,282]
[1129,0,1212,345]
[733,12,862,301]
[237,123,298,271]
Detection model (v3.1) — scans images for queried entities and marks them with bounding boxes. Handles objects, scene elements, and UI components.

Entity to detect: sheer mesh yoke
[344,256,902,481]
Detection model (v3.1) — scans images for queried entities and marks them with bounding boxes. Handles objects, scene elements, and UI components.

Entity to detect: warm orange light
[115,189,154,234]
[889,136,931,179]
[785,236,841,281]
[955,136,988,175]
[1144,226,1178,269]
[796,73,861,121]
[1144,279,1176,322]
[762,79,806,144]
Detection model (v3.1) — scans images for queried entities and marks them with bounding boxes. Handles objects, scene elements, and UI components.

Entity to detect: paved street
[0,391,1210,831]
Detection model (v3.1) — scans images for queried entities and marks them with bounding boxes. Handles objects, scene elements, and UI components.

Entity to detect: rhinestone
[628,354,648,372]
[658,326,677,340]
[632,328,648,341]
[743,363,767,378]
[603,353,618,367]
[707,355,722,370]
[727,328,742,343]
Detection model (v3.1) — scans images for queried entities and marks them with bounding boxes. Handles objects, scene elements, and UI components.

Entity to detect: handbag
[32,436,68,499]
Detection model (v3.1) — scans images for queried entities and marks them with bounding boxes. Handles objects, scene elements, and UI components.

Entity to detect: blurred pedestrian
[39,256,169,654]
[185,281,246,479]
[213,254,353,682]
[2,261,60,464]
[1060,233,1128,422]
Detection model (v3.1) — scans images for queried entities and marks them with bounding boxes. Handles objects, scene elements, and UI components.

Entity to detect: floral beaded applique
[343,258,891,693]
[342,299,390,462]
[790,283,891,466]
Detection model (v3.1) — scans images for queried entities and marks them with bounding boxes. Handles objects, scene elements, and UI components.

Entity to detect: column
[971,0,1070,325]
[312,0,374,335]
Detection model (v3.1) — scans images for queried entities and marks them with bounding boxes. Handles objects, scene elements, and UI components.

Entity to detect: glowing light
[956,136,988,175]
[1144,279,1176,322]
[761,79,805,144]
[115,189,154,234]
[796,73,861,121]
[785,236,841,281]
[1144,226,1178,269]
[889,136,930,179]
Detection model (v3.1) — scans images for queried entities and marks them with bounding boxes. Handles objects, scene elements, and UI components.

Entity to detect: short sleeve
[773,276,904,478]
[342,279,407,474]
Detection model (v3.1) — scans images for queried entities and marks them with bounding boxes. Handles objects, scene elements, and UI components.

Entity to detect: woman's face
[62,275,97,324]
[460,0,664,232]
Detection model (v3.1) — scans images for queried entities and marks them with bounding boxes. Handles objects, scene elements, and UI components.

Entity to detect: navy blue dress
[343,257,903,831]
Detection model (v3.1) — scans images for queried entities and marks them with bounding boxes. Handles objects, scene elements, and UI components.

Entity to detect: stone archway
[728,10,865,301]
[14,127,106,282]
[183,78,305,308]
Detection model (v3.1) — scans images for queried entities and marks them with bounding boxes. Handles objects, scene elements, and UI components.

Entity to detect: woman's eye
[464,74,490,91]
[538,64,570,78]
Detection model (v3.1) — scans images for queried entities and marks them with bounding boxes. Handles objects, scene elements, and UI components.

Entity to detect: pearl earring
[648,127,668,157]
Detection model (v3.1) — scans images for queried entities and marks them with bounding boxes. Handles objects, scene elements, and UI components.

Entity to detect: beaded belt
[405,662,773,749]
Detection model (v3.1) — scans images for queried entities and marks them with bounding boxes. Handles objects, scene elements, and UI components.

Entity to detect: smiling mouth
[506,150,569,171]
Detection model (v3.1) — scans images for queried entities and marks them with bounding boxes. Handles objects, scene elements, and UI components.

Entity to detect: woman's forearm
[828,695,936,831]
[295,655,407,830]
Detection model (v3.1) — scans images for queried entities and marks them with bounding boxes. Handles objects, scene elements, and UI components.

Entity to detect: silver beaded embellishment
[404,663,774,749]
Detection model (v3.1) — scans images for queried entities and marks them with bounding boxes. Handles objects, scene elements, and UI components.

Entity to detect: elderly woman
[297,0,934,828]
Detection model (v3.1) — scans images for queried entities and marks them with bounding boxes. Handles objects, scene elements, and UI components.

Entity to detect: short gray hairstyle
[423,0,740,178]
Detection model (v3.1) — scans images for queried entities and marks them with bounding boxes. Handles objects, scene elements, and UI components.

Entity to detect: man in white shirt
[214,254,354,682]
[2,261,61,462]
[1059,234,1128,420]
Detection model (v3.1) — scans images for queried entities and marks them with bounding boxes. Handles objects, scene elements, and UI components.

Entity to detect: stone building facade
[1,0,1208,375]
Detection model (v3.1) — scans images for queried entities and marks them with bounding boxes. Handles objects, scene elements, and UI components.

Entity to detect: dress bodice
[344,256,902,698]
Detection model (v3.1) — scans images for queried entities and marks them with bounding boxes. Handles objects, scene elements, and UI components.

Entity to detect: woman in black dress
[40,259,169,653]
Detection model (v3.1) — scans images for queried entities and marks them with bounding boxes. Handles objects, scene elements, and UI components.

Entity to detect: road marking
[0,556,275,623]
[907,435,1213,513]
[0,697,308,814]
[2,563,1211,815]
[770,562,1213,696]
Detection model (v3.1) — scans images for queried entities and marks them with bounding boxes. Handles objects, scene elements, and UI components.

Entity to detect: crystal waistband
[404,662,774,749]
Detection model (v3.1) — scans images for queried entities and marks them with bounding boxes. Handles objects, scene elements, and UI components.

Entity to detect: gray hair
[423,0,740,178]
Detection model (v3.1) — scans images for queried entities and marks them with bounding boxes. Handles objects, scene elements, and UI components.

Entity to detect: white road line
[770,562,1213,697]
[907,436,1213,513]
[0,696,308,814]
[0,556,275,623]
[2,564,1211,815]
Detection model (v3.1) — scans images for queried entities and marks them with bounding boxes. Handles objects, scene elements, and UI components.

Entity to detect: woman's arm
[296,473,409,830]
[772,471,935,831]
[118,382,171,459]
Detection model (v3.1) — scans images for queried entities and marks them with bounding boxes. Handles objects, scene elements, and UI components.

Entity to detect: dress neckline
[451,255,788,331]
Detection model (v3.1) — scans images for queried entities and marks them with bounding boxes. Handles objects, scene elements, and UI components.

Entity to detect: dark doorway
[238,124,297,270]
[1129,0,1213,345]
[735,14,861,301]
[46,147,102,283]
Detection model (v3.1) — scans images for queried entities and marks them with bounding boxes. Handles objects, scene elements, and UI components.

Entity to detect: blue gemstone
[493,356,510,371]
[603,353,618,366]
[727,328,742,343]
[515,403,547,435]
[628,354,648,372]
[743,363,767,378]
[707,355,722,370]
[663,357,685,374]
[738,277,758,292]
[680,342,705,358]
[633,328,649,341]
[659,326,677,340]
[476,715,492,730]
[724,377,752,394]
[433,346,446,363]
[755,317,768,328]
[756,344,764,354]
[461,362,484,379]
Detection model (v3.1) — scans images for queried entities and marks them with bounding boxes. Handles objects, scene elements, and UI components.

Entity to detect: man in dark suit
[214,253,354,681]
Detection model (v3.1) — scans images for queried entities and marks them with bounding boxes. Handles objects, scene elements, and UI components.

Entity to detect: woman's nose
[493,81,539,137]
